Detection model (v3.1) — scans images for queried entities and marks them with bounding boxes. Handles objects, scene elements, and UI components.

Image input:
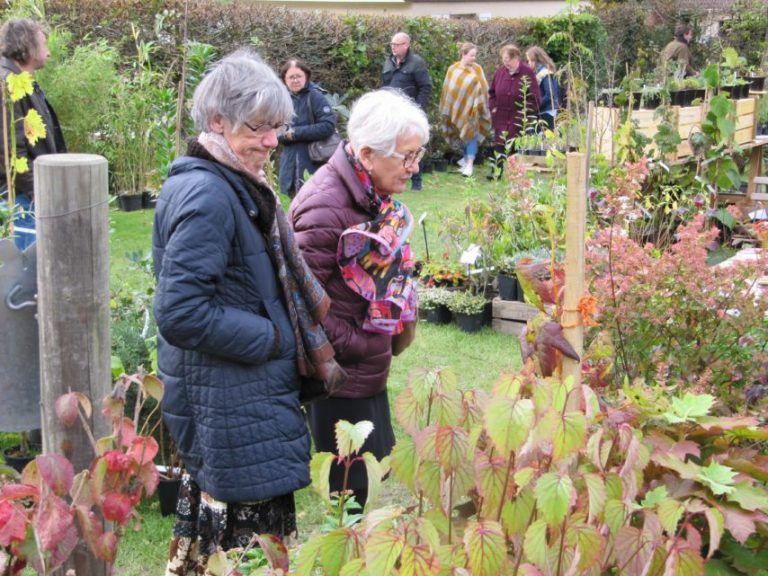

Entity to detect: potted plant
[419,286,453,324]
[447,290,486,333]
[745,65,766,92]
[2,431,42,473]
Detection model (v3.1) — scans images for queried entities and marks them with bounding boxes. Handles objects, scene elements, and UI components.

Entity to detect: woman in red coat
[488,44,540,174]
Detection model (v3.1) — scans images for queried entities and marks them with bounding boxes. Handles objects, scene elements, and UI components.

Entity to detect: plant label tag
[460,244,481,265]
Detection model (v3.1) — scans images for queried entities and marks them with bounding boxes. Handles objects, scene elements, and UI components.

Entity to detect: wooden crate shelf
[491,298,543,336]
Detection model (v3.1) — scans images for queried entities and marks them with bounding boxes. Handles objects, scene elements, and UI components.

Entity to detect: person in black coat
[0,18,66,249]
[277,58,336,198]
[381,32,432,191]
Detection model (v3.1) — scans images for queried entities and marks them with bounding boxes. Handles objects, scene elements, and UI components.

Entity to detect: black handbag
[306,94,341,164]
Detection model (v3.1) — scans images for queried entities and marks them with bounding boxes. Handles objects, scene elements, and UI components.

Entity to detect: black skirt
[306,389,395,492]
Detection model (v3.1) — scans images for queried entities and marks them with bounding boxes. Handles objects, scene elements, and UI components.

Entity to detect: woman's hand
[284,129,295,142]
[392,321,416,356]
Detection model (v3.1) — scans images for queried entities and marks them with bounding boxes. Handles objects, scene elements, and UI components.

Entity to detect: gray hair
[191,48,293,132]
[347,89,430,157]
[0,18,46,64]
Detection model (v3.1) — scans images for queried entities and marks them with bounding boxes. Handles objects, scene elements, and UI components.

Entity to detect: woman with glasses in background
[290,89,427,510]
[278,58,337,198]
[153,49,343,574]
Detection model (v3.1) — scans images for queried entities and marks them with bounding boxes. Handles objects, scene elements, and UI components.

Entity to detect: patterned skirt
[165,475,297,576]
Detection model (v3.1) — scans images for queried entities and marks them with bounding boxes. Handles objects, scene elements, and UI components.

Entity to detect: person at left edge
[277,58,336,198]
[153,49,343,574]
[0,18,66,250]
[381,32,432,191]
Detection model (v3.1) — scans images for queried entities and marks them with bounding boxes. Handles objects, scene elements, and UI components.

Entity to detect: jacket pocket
[264,299,297,360]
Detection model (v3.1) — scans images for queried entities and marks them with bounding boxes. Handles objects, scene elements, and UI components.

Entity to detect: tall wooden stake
[562,151,587,405]
[36,154,110,576]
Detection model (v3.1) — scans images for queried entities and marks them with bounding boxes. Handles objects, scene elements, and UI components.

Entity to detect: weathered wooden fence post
[36,153,110,576]
[562,151,587,405]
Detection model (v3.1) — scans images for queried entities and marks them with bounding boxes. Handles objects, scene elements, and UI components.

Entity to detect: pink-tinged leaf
[663,543,704,576]
[318,527,358,575]
[116,418,137,447]
[704,507,724,558]
[54,393,80,427]
[565,523,604,572]
[141,374,164,402]
[553,411,586,461]
[0,500,28,546]
[33,494,75,554]
[36,454,74,497]
[432,390,463,428]
[399,542,440,575]
[94,531,118,563]
[0,483,39,501]
[127,436,159,466]
[435,426,469,474]
[138,462,160,498]
[484,396,534,456]
[395,387,426,436]
[722,506,757,544]
[75,505,103,552]
[101,492,132,524]
[416,461,443,511]
[101,396,124,420]
[583,473,606,523]
[475,450,511,520]
[253,533,289,571]
[652,452,701,480]
[697,416,760,431]
[365,530,405,575]
[517,564,545,576]
[104,450,136,474]
[414,426,438,462]
[463,520,506,576]
[614,526,658,576]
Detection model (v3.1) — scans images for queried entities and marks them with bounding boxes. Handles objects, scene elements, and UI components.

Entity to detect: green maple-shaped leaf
[565,523,604,572]
[697,462,737,496]
[390,436,419,492]
[641,486,668,508]
[485,396,534,456]
[362,452,385,512]
[416,460,442,510]
[501,488,535,537]
[523,519,549,568]
[583,473,606,522]
[6,71,34,102]
[399,542,439,575]
[295,536,324,576]
[675,546,705,576]
[435,425,469,474]
[604,499,626,536]
[552,411,586,461]
[534,472,573,526]
[475,451,510,517]
[726,481,768,513]
[464,520,506,576]
[665,392,715,423]
[365,530,404,575]
[23,109,46,146]
[335,420,374,458]
[319,527,358,575]
[657,499,684,535]
[310,452,335,506]
[653,452,702,480]
[13,155,29,174]
[395,387,426,436]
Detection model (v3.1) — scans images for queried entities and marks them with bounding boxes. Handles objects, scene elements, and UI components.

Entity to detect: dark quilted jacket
[289,145,392,398]
[152,154,310,502]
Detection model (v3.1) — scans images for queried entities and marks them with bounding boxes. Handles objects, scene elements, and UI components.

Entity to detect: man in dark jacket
[381,32,432,191]
[0,18,66,249]
[661,24,697,77]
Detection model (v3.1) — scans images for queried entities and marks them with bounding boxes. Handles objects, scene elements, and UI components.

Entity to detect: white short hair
[191,49,293,132]
[347,89,430,157]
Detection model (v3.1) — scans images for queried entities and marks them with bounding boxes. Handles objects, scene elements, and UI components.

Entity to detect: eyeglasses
[382,146,426,168]
[243,121,289,136]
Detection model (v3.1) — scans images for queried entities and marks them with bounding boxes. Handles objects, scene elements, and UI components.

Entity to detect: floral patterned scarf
[337,144,417,334]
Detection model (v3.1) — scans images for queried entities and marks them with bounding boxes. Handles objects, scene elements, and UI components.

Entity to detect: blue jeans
[464,136,478,160]
[13,194,36,250]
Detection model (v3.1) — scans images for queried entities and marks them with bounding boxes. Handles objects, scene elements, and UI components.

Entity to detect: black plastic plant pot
[425,305,452,325]
[433,159,448,172]
[670,90,685,106]
[3,445,39,473]
[747,76,765,91]
[420,159,433,174]
[455,311,484,333]
[119,194,143,212]
[498,273,518,301]
[158,477,182,516]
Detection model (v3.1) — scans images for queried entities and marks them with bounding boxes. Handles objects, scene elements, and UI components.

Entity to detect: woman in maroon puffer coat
[290,89,429,509]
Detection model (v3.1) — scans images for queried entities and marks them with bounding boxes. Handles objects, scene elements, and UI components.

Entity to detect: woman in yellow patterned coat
[438,42,492,178]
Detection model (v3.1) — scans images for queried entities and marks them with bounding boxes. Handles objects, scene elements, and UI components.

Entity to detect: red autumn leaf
[36,454,74,498]
[104,450,135,474]
[116,417,136,447]
[537,321,580,361]
[138,462,160,498]
[54,393,80,427]
[75,505,103,552]
[34,494,75,555]
[0,484,39,501]
[101,492,133,524]
[0,501,28,546]
[94,531,118,563]
[128,436,159,467]
[253,533,289,571]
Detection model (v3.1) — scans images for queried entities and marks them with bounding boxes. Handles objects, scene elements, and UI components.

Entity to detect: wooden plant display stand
[491,299,540,336]
[593,97,759,164]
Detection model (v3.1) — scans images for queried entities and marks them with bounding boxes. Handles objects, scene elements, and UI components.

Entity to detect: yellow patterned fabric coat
[438,62,492,145]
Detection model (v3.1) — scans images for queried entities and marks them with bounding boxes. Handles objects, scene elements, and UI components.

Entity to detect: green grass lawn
[31,167,521,574]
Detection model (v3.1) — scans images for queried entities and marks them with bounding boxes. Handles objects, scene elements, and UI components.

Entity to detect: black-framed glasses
[385,146,426,168]
[243,121,289,136]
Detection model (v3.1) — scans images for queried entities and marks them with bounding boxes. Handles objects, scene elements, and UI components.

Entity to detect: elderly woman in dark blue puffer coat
[153,49,342,574]
[277,58,336,198]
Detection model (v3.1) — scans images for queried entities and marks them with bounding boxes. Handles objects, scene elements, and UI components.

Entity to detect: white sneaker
[457,157,467,168]
[460,164,473,177]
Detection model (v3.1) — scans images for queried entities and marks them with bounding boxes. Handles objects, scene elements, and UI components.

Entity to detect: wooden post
[562,152,587,406]
[36,154,110,576]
